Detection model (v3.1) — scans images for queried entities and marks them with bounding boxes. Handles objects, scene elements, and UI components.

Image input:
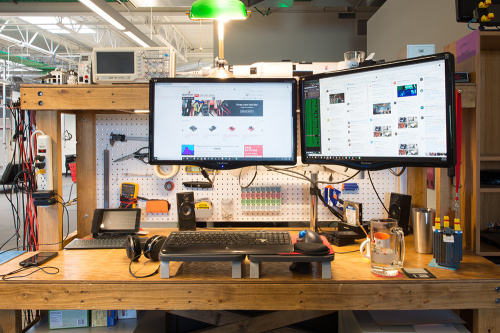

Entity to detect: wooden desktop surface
[0,228,499,315]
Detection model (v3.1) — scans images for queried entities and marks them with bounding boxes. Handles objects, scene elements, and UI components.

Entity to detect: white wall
[221,3,369,65]
[367,0,472,62]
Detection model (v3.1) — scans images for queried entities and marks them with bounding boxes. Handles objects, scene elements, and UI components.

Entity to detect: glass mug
[360,218,405,276]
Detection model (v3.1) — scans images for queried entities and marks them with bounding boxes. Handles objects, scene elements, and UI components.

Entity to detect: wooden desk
[0,229,499,332]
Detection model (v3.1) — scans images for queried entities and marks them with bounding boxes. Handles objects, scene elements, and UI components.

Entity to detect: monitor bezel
[149,77,298,170]
[299,52,456,171]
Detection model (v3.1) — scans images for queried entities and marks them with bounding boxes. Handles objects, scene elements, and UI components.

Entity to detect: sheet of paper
[456,29,479,64]
[413,324,460,333]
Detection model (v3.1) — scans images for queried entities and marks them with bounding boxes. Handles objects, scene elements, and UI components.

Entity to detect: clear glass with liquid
[369,218,405,276]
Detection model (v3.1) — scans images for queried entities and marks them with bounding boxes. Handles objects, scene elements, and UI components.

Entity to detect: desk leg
[250,261,260,279]
[232,261,242,279]
[160,261,170,278]
[322,262,331,279]
[0,310,22,333]
[473,308,500,332]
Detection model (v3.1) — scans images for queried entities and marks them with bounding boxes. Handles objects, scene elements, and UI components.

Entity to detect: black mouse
[297,229,323,243]
[294,230,329,255]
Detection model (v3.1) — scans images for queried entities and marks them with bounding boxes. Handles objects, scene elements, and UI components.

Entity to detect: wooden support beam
[0,310,22,333]
[76,111,97,238]
[36,110,63,251]
[474,308,500,333]
[407,167,427,210]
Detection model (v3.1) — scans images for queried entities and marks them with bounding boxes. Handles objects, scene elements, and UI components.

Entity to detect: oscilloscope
[92,47,176,83]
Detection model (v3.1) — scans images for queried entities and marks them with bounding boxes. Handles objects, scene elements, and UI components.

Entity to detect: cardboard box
[49,310,89,329]
[91,310,117,327]
[117,310,137,319]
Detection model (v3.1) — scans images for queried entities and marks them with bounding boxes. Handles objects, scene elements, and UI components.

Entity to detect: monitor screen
[455,0,477,22]
[149,77,297,170]
[96,51,135,74]
[300,53,456,170]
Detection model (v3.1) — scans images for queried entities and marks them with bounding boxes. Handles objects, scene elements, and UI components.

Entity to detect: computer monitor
[299,53,456,171]
[149,77,297,170]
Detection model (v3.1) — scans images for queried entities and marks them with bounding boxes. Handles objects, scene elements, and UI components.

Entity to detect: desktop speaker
[388,192,412,235]
[176,192,196,231]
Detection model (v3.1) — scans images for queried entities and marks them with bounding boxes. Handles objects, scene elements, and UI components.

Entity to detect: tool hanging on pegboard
[109,133,148,147]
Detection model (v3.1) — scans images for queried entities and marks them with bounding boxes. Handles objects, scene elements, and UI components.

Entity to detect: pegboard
[96,114,403,225]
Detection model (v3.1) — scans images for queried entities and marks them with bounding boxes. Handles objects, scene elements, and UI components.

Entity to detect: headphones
[126,234,167,262]
[126,234,167,261]
[126,235,167,278]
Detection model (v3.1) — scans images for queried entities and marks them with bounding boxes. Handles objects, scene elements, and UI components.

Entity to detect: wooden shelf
[457,82,476,108]
[477,241,500,255]
[444,31,500,256]
[21,84,149,111]
[481,156,500,162]
[480,187,500,193]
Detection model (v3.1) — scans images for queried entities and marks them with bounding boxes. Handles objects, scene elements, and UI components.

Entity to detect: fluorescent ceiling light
[128,0,157,7]
[79,0,126,30]
[124,31,149,47]
[21,16,95,34]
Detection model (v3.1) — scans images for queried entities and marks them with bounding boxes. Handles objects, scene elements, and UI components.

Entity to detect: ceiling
[0,0,385,80]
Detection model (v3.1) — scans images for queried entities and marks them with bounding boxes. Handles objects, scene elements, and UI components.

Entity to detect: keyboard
[161,230,293,255]
[65,237,127,250]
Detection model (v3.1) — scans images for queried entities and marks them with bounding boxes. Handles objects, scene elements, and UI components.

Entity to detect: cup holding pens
[360,218,405,276]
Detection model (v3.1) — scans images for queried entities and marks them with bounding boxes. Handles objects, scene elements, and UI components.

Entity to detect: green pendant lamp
[190,0,247,21]
[190,0,248,77]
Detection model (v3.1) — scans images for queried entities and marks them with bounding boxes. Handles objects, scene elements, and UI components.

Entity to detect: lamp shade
[190,0,247,20]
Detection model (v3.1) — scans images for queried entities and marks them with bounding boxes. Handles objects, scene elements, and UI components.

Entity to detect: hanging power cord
[468,18,477,30]
[0,196,72,255]
[0,109,71,254]
[0,104,40,252]
[239,166,258,189]
[388,166,406,177]
[264,165,360,225]
[367,170,389,214]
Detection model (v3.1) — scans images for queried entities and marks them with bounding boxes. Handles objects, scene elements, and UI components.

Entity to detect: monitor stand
[310,171,319,232]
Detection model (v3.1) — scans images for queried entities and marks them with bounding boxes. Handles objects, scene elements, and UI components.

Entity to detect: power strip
[35,135,53,191]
